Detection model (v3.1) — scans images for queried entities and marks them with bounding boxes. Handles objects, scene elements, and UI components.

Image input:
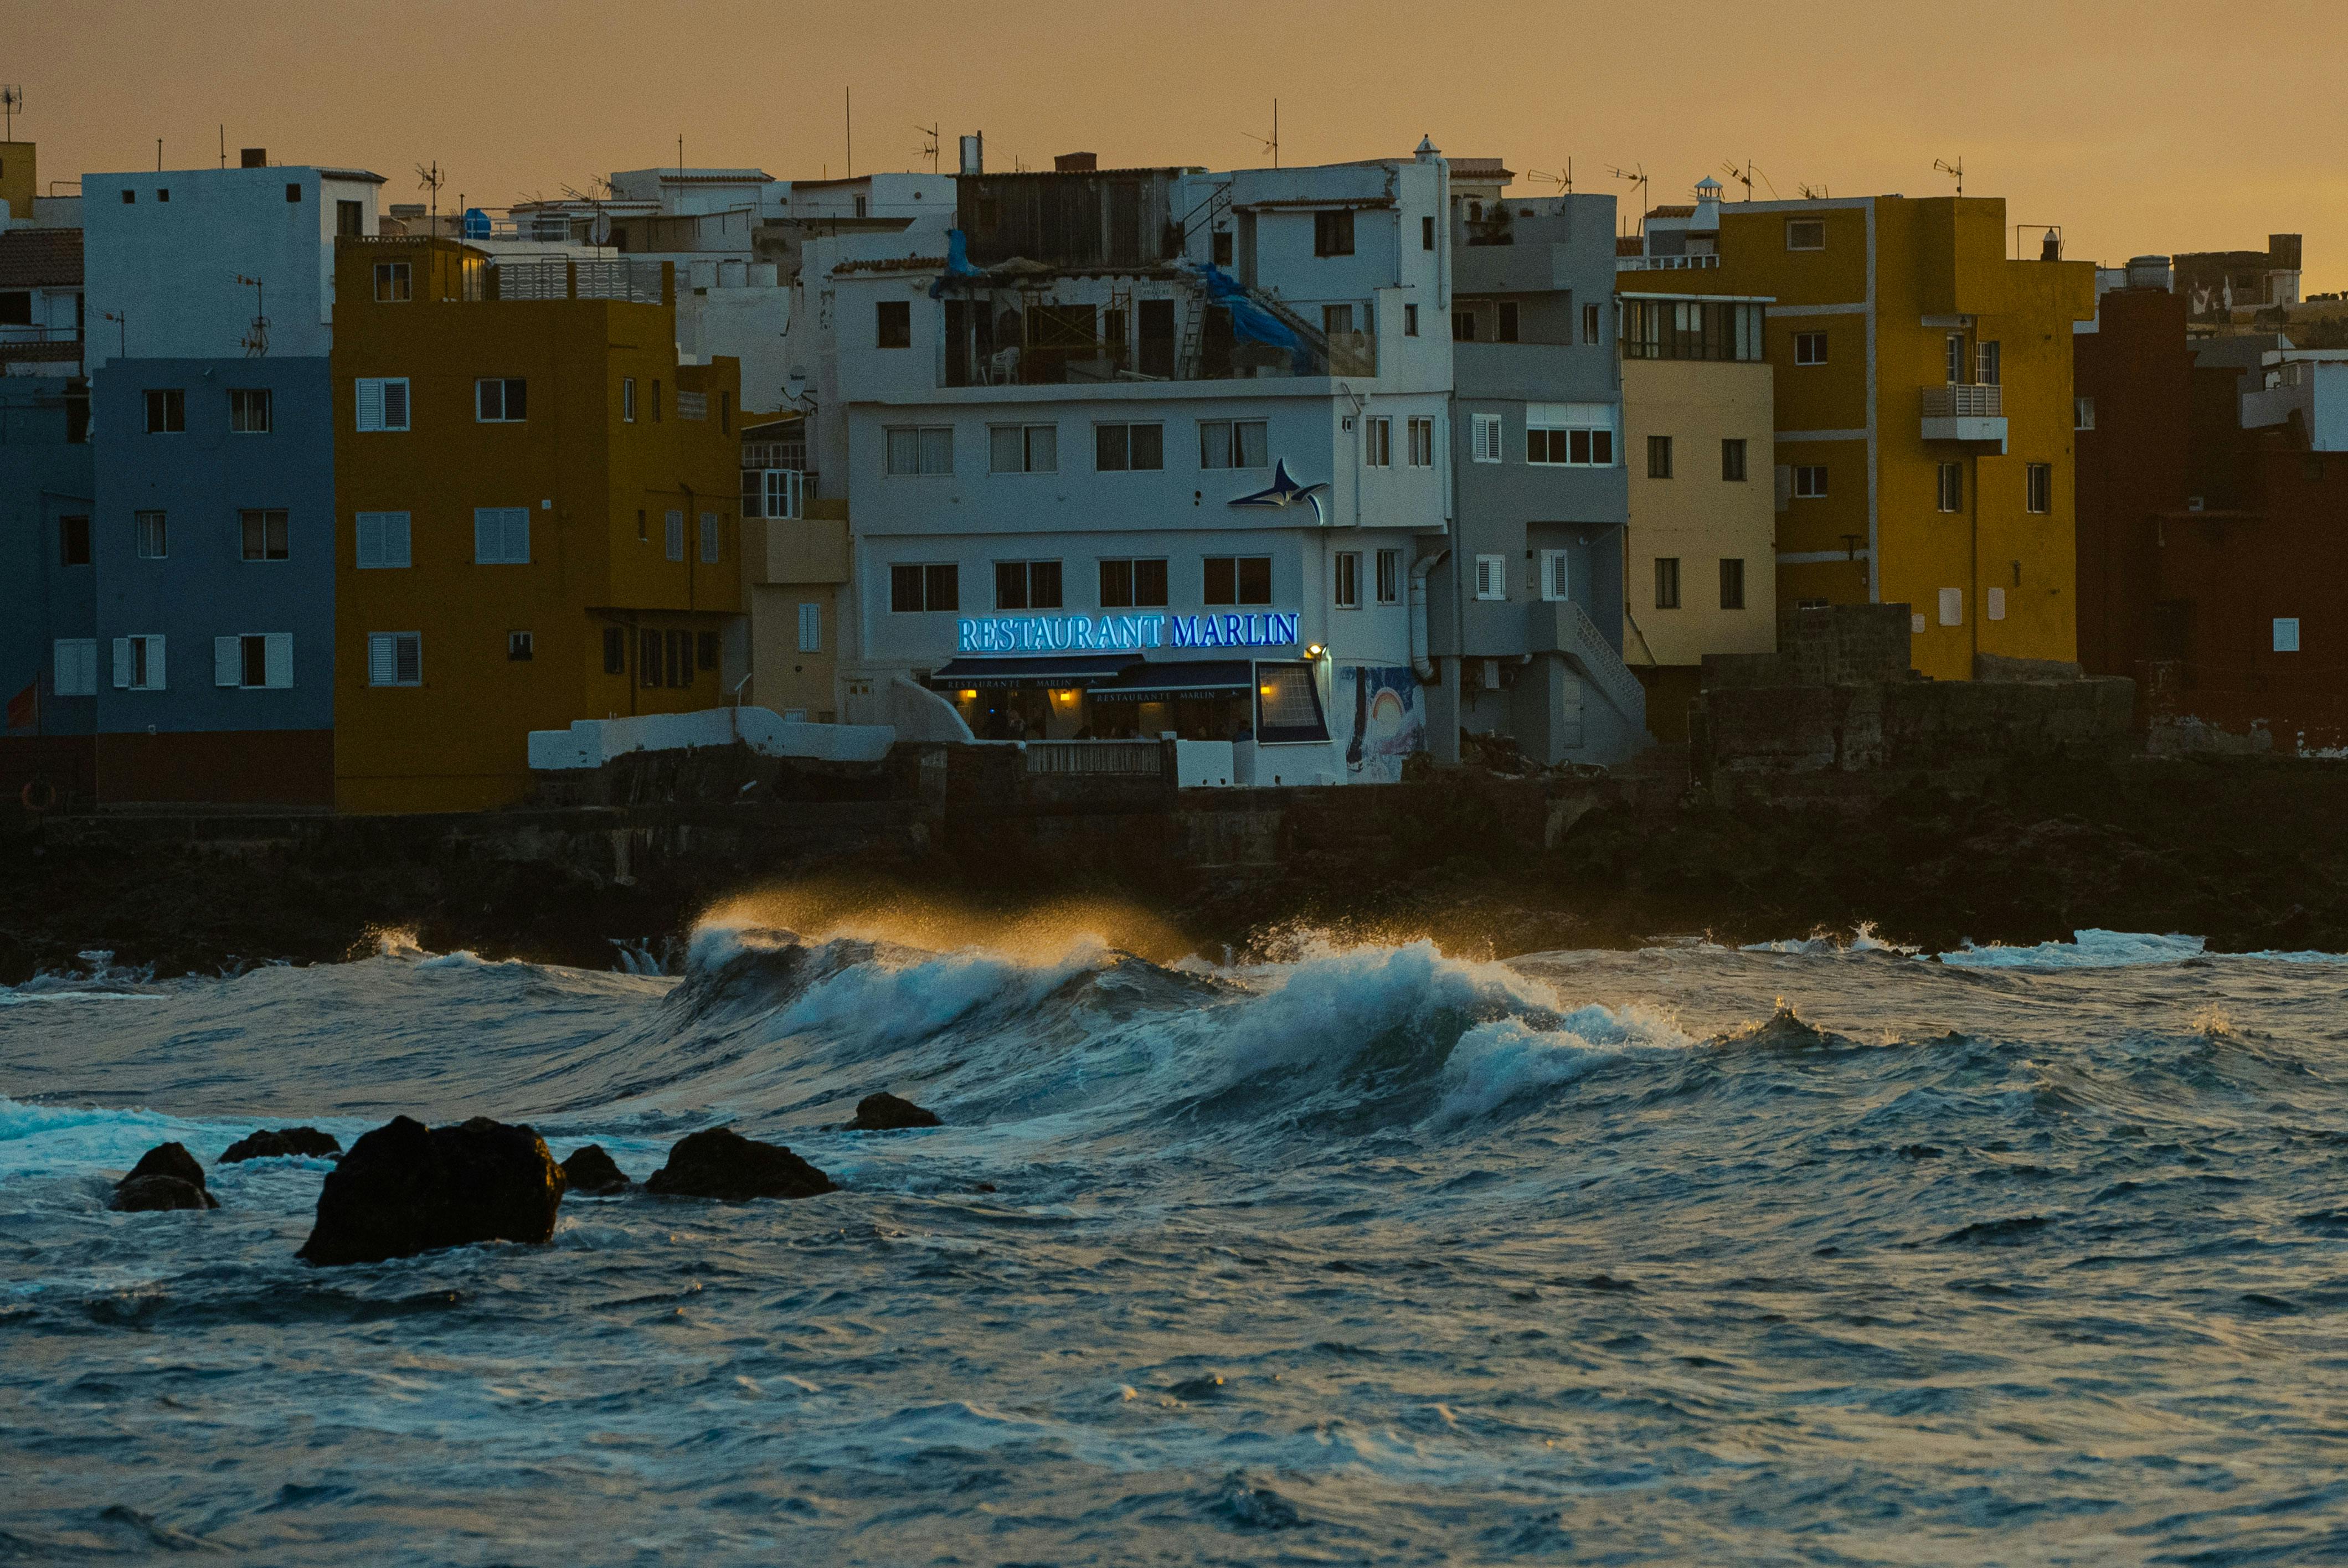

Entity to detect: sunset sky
[17,0,2348,289]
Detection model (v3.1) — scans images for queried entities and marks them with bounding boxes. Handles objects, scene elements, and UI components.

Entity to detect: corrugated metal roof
[0,229,83,288]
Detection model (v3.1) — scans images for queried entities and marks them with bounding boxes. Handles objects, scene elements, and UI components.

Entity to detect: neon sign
[957,611,1302,654]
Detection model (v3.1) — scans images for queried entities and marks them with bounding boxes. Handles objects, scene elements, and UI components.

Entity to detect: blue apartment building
[0,374,96,798]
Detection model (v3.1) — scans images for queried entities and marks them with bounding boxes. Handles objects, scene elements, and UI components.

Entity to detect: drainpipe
[1410,548,1449,681]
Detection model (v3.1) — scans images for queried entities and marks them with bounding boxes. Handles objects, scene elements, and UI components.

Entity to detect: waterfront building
[1442,174,1650,765]
[0,369,95,801]
[329,236,743,811]
[1623,181,2095,679]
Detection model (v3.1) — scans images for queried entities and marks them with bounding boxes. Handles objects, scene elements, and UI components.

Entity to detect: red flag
[5,681,34,732]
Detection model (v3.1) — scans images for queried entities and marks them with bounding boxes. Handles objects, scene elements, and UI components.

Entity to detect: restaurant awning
[925,654,1140,691]
[1089,659,1259,702]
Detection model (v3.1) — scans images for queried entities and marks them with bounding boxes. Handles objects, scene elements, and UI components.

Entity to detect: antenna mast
[916,122,940,174]
[1608,164,1648,235]
[0,86,20,140]
[1934,156,1964,197]
[416,161,446,226]
[235,275,269,358]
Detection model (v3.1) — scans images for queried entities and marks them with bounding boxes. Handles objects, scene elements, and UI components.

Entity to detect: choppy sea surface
[6,921,2348,1566]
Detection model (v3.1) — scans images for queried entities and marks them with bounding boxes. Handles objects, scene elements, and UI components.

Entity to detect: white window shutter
[473,509,495,563]
[699,511,719,563]
[215,635,240,687]
[112,637,131,689]
[266,633,294,689]
[798,602,820,652]
[507,509,529,563]
[147,637,164,690]
[384,379,409,430]
[357,512,382,568]
[356,378,383,432]
[388,512,411,566]
[666,510,684,561]
[1774,465,1793,513]
[1987,587,2006,622]
[368,633,394,686]
[1938,588,1963,627]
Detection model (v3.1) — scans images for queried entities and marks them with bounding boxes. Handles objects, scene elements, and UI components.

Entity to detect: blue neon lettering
[1171,616,1199,648]
[1069,617,1094,649]
[1223,615,1243,646]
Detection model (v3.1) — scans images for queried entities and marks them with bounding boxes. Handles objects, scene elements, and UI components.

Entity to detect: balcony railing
[0,326,83,365]
[488,259,666,305]
[1619,253,1719,271]
[1921,384,2004,418]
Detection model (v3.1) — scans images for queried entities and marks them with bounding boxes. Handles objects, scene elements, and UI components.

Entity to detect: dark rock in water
[297,1116,567,1267]
[113,1143,219,1210]
[644,1127,833,1202]
[220,1127,343,1164]
[848,1092,941,1132]
[560,1144,631,1195]
[112,1174,215,1213]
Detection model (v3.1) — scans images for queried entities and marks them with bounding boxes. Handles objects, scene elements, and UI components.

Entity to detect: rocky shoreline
[6,754,2348,982]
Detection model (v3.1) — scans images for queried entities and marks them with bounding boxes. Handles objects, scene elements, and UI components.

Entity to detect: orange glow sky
[17,0,2348,290]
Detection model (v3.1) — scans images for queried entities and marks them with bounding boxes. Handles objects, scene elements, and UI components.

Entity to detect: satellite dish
[590,212,612,246]
[461,206,491,239]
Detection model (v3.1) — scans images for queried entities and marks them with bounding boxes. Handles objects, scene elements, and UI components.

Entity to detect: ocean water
[6,922,2348,1565]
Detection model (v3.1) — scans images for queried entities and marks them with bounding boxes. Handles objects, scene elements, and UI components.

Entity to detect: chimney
[2039,230,2062,262]
[2269,233,2303,271]
[959,133,984,177]
[240,147,267,169]
[1054,152,1098,173]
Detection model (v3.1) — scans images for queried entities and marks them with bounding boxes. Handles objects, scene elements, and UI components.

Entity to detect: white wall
[80,166,378,368]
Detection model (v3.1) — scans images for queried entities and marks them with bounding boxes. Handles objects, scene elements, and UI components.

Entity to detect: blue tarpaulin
[1192,262,1307,370]
[928,229,990,297]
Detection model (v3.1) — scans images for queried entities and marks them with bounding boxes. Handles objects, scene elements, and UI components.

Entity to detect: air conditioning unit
[2187,496,2205,512]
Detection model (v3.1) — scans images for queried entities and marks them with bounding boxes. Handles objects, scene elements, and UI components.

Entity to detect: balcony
[1618,254,1719,272]
[1920,383,2007,448]
[0,326,83,370]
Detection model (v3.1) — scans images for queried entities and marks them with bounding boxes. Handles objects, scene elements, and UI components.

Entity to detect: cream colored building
[740,417,847,721]
[1620,341,1777,740]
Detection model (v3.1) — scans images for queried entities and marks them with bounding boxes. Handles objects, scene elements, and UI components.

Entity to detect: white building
[801,149,1454,783]
[79,153,382,368]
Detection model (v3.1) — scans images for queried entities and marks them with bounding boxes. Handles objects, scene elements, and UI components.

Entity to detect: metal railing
[1921,384,2004,418]
[1619,254,1720,271]
[489,259,665,305]
[1019,740,1167,777]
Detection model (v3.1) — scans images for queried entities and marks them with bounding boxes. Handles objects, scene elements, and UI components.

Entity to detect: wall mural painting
[1342,664,1425,783]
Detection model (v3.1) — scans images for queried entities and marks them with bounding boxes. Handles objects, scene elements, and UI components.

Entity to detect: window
[876,300,911,348]
[666,630,693,687]
[665,509,684,561]
[1335,551,1361,609]
[157,189,168,202]
[373,261,410,301]
[1988,587,2007,622]
[1621,300,1768,362]
[368,633,421,687]
[720,392,730,435]
[1497,302,1520,343]
[215,633,293,690]
[1377,549,1401,605]
[1583,303,1601,344]
[637,509,648,542]
[1365,416,1392,467]
[135,510,167,559]
[1099,558,1170,608]
[2274,617,2301,653]
[1453,310,1477,342]
[113,635,166,690]
[229,388,272,434]
[1198,419,1268,470]
[58,515,90,567]
[1422,215,1435,251]
[604,627,625,675]
[1647,435,1674,479]
[0,292,27,327]
[1526,405,1616,467]
[1976,341,2001,386]
[1938,588,1964,627]
[1404,303,1419,337]
[990,424,1058,474]
[1213,230,1234,267]
[1937,462,1963,513]
[699,511,722,564]
[508,631,535,662]
[476,379,528,422]
[1793,465,1829,499]
[744,468,803,519]
[1204,556,1272,606]
[994,560,1063,611]
[1314,209,1355,256]
[1722,439,1748,482]
[797,602,822,653]
[1654,557,1681,610]
[1719,558,1746,611]
[622,378,636,422]
[120,189,134,204]
[1538,549,1569,602]
[1408,416,1434,467]
[1945,333,1965,386]
[1474,554,1505,601]
[285,182,302,204]
[886,425,955,476]
[2075,396,2095,431]
[890,563,960,612]
[1471,412,1502,463]
[473,507,529,565]
[1794,331,1828,365]
[1786,218,1825,251]
[651,380,662,421]
[1094,422,1164,472]
[52,638,99,698]
[2027,463,2052,514]
[698,631,720,672]
[1323,303,1356,338]
[354,376,409,432]
[240,509,290,561]
[145,388,184,434]
[639,628,665,687]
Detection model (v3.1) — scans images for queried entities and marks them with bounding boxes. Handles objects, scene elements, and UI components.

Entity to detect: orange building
[331,238,742,811]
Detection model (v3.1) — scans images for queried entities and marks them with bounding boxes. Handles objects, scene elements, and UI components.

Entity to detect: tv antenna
[1934,156,1964,197]
[916,122,940,174]
[1237,99,1279,168]
[235,275,269,357]
[1719,159,1777,200]
[1528,158,1574,192]
[101,309,125,360]
[0,86,20,140]
[1797,180,1830,200]
[1609,163,1648,233]
[416,161,446,225]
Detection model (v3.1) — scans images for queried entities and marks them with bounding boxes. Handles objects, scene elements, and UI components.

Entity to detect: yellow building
[1618,332,1777,740]
[1624,186,2095,678]
[331,238,743,812]
[738,414,847,721]
[0,141,34,224]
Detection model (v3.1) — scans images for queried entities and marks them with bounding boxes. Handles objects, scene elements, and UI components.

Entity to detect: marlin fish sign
[1229,460,1330,525]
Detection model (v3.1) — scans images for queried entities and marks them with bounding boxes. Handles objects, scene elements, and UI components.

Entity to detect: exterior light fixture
[1305,643,1326,660]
